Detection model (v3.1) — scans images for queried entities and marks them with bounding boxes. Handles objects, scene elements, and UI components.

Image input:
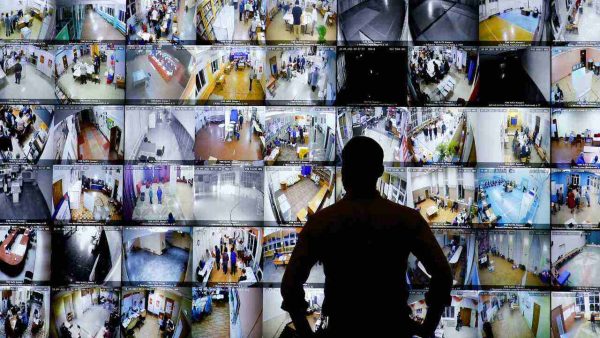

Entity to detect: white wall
[521,49,551,102]
[124,107,151,160]
[555,110,600,137]
[551,232,586,262]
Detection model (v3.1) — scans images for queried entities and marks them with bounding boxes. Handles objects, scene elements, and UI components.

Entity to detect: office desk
[132,70,150,87]
[308,185,328,214]
[197,258,214,282]
[0,228,30,266]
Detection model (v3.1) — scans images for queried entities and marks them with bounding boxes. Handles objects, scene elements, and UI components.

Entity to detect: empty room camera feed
[479,0,551,43]
[0,226,51,284]
[552,47,600,106]
[0,164,52,221]
[337,0,407,44]
[550,109,600,167]
[410,0,478,42]
[51,165,123,222]
[551,230,600,287]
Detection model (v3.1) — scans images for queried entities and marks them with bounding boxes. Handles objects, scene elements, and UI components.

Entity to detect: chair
[139,155,148,161]
[256,267,263,281]
[157,145,165,157]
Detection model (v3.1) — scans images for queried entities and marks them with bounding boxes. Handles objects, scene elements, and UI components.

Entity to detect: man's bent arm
[410,212,453,336]
[281,220,319,337]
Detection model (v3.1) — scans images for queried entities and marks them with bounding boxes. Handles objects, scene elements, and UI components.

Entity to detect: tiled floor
[553,70,600,104]
[71,190,122,221]
[125,245,190,282]
[340,0,404,42]
[194,121,262,160]
[192,299,230,338]
[0,183,50,220]
[138,120,192,161]
[274,177,320,221]
[262,256,325,283]
[72,305,112,337]
[551,139,585,164]
[479,13,535,42]
[194,187,263,222]
[0,62,56,101]
[81,8,125,41]
[78,122,110,160]
[557,246,600,287]
[267,67,322,103]
[56,54,125,102]
[412,1,477,42]
[490,303,535,338]
[478,254,545,287]
[564,4,600,42]
[209,67,265,102]
[132,182,194,221]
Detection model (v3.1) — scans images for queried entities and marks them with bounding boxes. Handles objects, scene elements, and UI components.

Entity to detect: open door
[460,308,472,327]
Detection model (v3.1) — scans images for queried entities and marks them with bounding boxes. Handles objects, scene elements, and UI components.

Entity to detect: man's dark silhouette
[281,136,453,337]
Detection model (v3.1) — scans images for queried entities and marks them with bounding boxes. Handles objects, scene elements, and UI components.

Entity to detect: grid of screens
[0,0,597,337]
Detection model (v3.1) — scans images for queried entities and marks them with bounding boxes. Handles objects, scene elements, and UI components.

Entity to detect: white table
[426,205,438,217]
[131,69,149,87]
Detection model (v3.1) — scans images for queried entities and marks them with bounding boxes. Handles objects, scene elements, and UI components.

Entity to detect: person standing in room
[292,0,302,40]
[567,189,576,214]
[165,317,175,338]
[585,187,591,207]
[310,67,319,92]
[433,123,438,138]
[214,245,221,271]
[455,312,462,331]
[222,247,229,274]
[249,66,256,91]
[281,136,453,338]
[299,125,304,144]
[4,14,10,38]
[239,0,245,21]
[148,185,154,204]
[238,113,244,130]
[311,4,318,35]
[157,185,163,204]
[13,58,22,85]
[230,249,237,275]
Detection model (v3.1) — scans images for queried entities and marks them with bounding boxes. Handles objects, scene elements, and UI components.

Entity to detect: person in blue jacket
[157,185,163,204]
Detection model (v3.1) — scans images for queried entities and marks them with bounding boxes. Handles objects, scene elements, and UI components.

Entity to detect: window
[571,174,580,186]
[211,59,219,73]
[127,2,136,18]
[576,294,585,312]
[196,69,207,92]
[442,306,455,319]
[119,10,125,22]
[590,294,600,312]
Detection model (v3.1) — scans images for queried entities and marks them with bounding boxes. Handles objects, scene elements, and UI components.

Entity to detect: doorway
[460,308,472,327]
[532,302,541,336]
[110,126,122,153]
[53,180,64,208]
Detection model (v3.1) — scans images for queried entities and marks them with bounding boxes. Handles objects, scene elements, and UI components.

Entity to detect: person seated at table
[576,152,586,165]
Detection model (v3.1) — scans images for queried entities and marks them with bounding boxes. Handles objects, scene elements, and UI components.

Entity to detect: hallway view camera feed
[0,44,57,104]
[265,46,336,105]
[51,165,123,222]
[51,106,124,162]
[51,287,120,338]
[407,229,475,288]
[479,291,550,338]
[121,287,192,338]
[127,0,196,44]
[478,47,551,106]
[408,46,479,106]
[123,226,192,284]
[191,45,267,105]
[470,108,550,166]
[336,47,407,105]
[0,164,52,221]
[409,0,478,42]
[476,168,551,228]
[550,109,600,167]
[196,0,267,44]
[264,107,335,164]
[408,290,480,338]
[1,286,51,337]
[193,227,263,286]
[51,225,122,285]
[551,292,600,338]
[263,287,323,337]
[552,47,600,106]
[552,0,600,43]
[263,46,336,106]
[337,0,407,45]
[125,106,195,162]
[406,107,472,165]
[479,0,551,43]
[125,44,194,104]
[477,230,551,287]
[410,167,478,227]
[55,0,126,42]
[552,231,600,287]
[0,0,56,41]
[0,104,54,164]
[264,165,335,225]
[266,0,337,44]
[193,287,262,338]
[124,164,194,222]
[551,170,600,228]
[193,164,263,224]
[194,106,265,162]
[0,226,51,283]
[54,43,126,104]
[261,227,325,284]
[336,107,412,164]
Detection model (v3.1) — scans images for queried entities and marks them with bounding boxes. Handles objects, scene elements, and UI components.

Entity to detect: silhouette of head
[342,136,384,195]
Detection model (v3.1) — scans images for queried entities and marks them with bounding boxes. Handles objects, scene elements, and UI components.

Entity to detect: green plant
[447,140,459,156]
[436,142,448,159]
[317,25,327,43]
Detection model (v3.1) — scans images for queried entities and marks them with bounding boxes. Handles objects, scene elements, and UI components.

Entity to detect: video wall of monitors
[0,0,598,337]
